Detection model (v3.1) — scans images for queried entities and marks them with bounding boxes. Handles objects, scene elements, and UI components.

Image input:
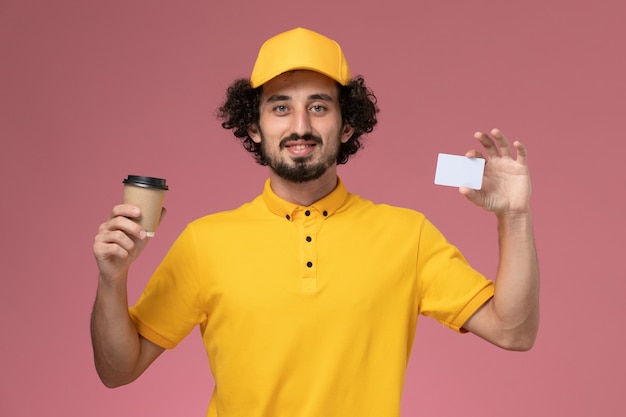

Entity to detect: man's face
[249,70,353,183]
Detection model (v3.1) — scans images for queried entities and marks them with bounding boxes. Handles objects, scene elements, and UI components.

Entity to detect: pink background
[1,0,624,415]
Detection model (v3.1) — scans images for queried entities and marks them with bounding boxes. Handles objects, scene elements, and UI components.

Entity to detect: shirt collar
[262,177,349,221]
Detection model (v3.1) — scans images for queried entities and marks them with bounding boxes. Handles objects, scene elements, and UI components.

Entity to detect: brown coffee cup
[122,175,169,237]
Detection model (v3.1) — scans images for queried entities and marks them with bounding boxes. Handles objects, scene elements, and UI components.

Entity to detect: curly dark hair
[217,75,379,165]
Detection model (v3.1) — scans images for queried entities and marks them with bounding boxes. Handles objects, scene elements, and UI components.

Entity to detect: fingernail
[139,230,147,239]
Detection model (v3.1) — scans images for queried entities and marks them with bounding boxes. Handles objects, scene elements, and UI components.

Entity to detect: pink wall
[1,0,624,415]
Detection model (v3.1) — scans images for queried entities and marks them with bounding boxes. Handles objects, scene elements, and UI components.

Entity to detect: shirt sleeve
[129,225,207,349]
[415,217,494,333]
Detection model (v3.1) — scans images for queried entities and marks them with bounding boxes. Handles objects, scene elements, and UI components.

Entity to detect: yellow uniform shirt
[129,178,494,417]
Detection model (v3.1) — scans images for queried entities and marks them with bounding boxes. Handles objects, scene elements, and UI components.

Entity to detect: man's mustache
[279,134,323,149]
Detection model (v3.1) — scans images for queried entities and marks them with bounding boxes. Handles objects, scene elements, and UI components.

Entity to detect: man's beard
[259,131,341,183]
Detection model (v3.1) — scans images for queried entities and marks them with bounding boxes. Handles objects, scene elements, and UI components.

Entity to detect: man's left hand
[460,128,532,216]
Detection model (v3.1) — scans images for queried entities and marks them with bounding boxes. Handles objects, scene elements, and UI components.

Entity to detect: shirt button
[306,236,312,242]
[305,210,311,216]
[285,214,290,220]
[306,261,313,268]
[322,210,328,216]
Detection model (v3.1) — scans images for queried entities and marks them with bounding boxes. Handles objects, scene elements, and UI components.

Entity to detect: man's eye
[274,105,288,113]
[311,105,326,112]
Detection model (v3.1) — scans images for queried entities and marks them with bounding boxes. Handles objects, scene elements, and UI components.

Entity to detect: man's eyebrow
[264,93,335,103]
[266,95,290,103]
[309,93,334,102]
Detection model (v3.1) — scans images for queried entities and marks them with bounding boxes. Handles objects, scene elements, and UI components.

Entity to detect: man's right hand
[93,204,148,282]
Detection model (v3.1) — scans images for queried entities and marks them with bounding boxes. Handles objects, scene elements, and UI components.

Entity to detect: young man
[92,27,539,417]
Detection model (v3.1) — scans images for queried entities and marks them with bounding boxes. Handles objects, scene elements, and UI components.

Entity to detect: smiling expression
[249,71,354,183]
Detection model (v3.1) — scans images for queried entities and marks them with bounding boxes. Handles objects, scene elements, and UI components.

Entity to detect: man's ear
[340,124,355,144]
[248,124,261,144]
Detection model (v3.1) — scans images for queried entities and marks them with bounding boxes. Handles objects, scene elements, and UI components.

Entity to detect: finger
[490,128,513,158]
[473,131,500,158]
[94,229,136,261]
[99,215,147,240]
[110,204,142,220]
[513,140,528,165]
[93,240,130,262]
[96,224,137,247]
[464,149,486,160]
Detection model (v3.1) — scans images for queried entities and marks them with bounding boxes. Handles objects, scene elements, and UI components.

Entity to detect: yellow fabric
[129,178,494,417]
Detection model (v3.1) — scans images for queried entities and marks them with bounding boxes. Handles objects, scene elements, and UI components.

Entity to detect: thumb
[459,186,474,198]
[158,207,167,226]
[459,187,482,207]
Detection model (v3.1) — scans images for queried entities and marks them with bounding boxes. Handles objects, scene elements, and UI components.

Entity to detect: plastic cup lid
[123,175,169,190]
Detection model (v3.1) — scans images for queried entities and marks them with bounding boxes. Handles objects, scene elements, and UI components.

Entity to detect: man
[91,27,539,416]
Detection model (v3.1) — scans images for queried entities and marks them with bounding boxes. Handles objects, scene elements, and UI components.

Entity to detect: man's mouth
[280,134,323,149]
[285,142,316,150]
[280,135,322,157]
[284,140,317,156]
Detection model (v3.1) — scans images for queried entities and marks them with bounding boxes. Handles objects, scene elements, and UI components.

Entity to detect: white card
[434,153,485,190]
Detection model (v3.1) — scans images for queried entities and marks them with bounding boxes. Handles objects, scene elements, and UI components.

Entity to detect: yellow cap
[250,27,351,88]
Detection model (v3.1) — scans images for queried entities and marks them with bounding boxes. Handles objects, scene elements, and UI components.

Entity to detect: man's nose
[291,108,312,136]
